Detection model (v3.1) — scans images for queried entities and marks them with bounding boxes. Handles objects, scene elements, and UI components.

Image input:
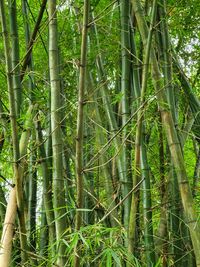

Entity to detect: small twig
[97,178,144,224]
[0,174,14,187]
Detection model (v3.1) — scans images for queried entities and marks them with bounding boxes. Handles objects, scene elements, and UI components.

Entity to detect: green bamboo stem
[0,131,6,222]
[193,146,200,197]
[48,1,67,265]
[155,115,168,266]
[157,112,196,265]
[35,116,56,259]
[161,27,200,267]
[74,1,89,224]
[181,109,194,146]
[74,1,89,266]
[83,78,95,225]
[18,105,35,263]
[9,0,21,116]
[130,20,141,107]
[22,0,31,52]
[27,166,37,247]
[158,2,176,121]
[158,3,193,265]
[131,0,200,265]
[83,126,95,225]
[157,3,181,265]
[120,0,132,229]
[128,2,157,263]
[63,147,75,221]
[0,0,29,263]
[21,1,38,257]
[140,126,156,266]
[39,199,48,261]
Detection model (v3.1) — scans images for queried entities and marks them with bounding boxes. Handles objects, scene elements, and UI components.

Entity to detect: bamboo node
[179,180,189,185]
[2,222,15,226]
[186,219,198,225]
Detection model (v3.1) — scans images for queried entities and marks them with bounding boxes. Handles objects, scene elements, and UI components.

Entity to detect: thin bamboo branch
[98,178,144,224]
[21,0,47,81]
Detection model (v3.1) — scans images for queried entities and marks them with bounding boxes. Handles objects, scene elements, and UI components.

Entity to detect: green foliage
[0,0,200,266]
[35,224,142,267]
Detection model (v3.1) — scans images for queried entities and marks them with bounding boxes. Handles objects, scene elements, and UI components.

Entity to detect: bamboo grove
[0,0,199,266]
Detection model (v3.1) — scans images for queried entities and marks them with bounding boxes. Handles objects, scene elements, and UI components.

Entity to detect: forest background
[0,0,200,266]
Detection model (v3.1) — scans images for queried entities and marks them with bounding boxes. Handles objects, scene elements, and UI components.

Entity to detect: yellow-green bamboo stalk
[48,1,67,265]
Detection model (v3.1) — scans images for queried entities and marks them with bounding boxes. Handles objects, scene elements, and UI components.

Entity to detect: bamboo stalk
[0,187,17,267]
[155,115,168,266]
[35,115,56,254]
[9,0,21,116]
[0,0,29,263]
[128,2,157,264]
[48,1,67,265]
[120,0,132,230]
[0,132,6,222]
[21,1,38,258]
[157,3,178,265]
[39,199,48,262]
[74,1,89,266]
